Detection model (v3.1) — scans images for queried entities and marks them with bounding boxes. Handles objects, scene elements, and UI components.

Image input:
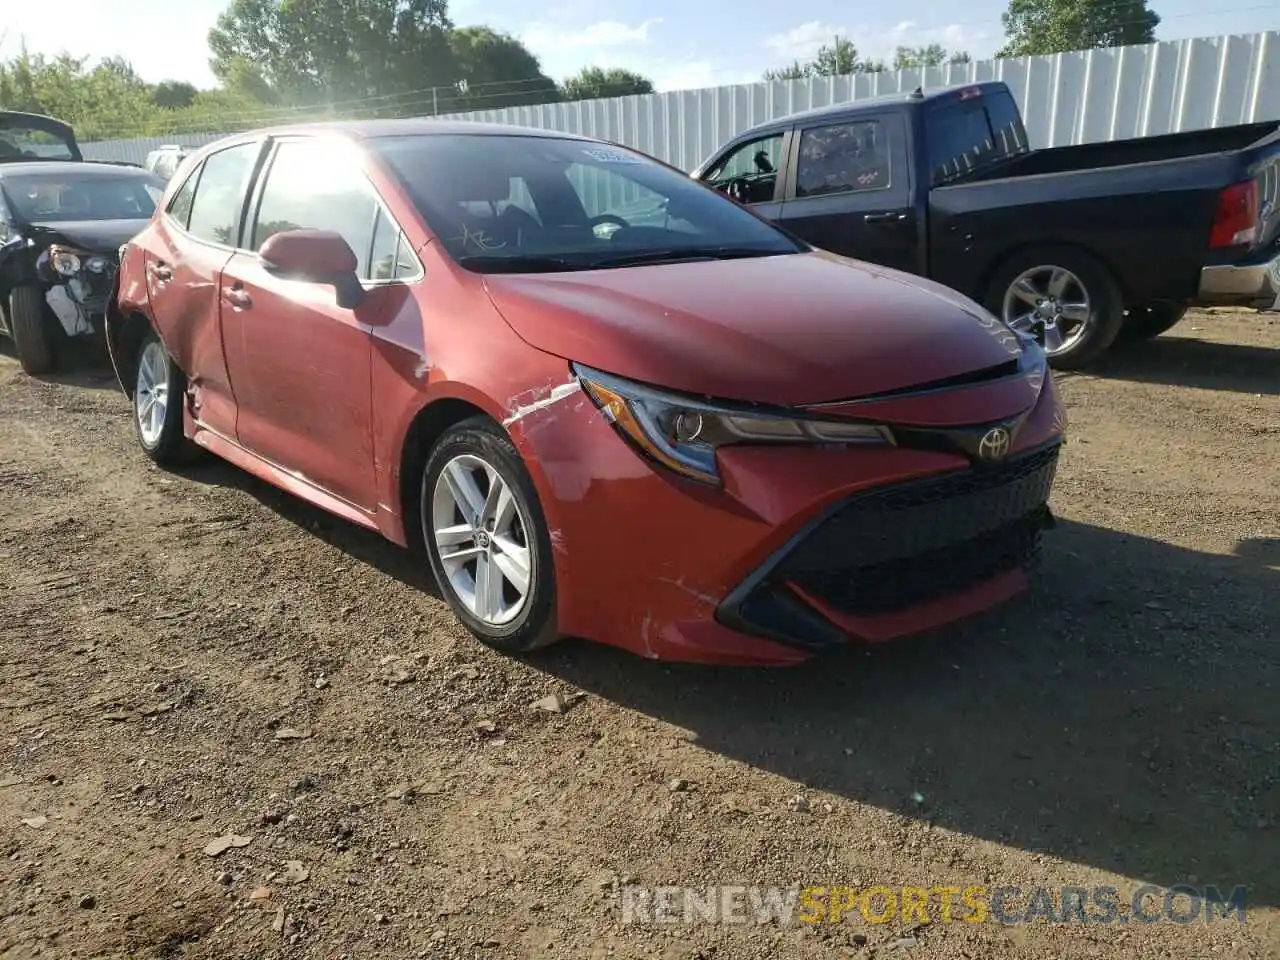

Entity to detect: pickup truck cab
[693,81,1280,367]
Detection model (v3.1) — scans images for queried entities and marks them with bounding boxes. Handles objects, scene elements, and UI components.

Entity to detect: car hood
[26,218,149,254]
[481,250,1024,406]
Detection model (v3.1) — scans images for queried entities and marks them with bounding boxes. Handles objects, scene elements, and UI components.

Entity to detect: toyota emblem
[978,426,1012,461]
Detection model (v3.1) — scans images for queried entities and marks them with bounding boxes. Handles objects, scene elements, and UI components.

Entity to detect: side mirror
[258,229,364,310]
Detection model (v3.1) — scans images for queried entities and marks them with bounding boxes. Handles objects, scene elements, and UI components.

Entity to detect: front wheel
[421,416,559,654]
[987,247,1124,370]
[133,330,189,465]
[1121,303,1188,340]
[8,286,56,376]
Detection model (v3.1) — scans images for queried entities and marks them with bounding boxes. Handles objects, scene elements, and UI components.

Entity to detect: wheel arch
[395,394,500,552]
[978,240,1131,308]
[106,304,160,399]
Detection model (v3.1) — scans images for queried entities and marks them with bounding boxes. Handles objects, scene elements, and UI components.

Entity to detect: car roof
[196,118,598,155]
[0,160,153,179]
[733,80,1009,140]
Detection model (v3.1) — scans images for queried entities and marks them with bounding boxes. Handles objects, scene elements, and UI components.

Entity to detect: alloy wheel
[135,339,170,448]
[430,453,533,627]
[1001,265,1092,356]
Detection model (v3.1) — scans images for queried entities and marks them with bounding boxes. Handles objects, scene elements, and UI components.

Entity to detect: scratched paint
[502,380,582,427]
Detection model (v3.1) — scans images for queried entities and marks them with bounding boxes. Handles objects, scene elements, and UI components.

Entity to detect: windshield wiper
[587,246,787,269]
[455,254,580,274]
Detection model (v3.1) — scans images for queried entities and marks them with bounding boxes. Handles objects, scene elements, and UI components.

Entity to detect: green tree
[893,44,971,69]
[152,80,199,109]
[560,66,654,101]
[449,27,559,109]
[208,0,457,112]
[763,36,884,80]
[997,0,1160,57]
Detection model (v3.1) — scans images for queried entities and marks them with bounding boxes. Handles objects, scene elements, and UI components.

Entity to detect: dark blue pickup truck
[693,81,1280,368]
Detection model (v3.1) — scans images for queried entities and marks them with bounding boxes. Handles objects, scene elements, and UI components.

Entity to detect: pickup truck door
[775,112,917,274]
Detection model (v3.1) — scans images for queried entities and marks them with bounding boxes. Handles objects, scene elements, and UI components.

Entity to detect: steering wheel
[719,176,751,203]
[589,213,629,231]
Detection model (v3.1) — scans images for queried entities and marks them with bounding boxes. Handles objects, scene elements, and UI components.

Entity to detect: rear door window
[795,120,890,197]
[185,142,260,246]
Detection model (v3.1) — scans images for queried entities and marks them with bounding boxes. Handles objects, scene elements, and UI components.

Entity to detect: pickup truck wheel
[8,286,57,376]
[989,249,1123,370]
[1121,303,1188,340]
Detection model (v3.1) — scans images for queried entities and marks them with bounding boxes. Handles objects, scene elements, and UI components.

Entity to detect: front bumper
[718,442,1060,652]
[1196,251,1280,308]
[511,366,1066,665]
[43,268,116,338]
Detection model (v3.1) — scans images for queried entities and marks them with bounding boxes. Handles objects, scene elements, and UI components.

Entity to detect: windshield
[371,134,804,272]
[926,91,1029,187]
[1,173,163,222]
[0,125,77,162]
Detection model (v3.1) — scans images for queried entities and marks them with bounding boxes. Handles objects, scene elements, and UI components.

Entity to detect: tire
[420,416,559,654]
[9,286,56,375]
[133,329,189,465]
[1121,303,1188,340]
[985,246,1125,370]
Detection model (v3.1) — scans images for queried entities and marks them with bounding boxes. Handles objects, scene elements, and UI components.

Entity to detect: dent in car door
[777,113,918,273]
[217,137,383,511]
[140,142,263,439]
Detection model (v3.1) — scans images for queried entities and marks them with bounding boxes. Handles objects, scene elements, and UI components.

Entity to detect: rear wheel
[8,286,56,375]
[133,330,189,465]
[987,247,1124,370]
[1121,303,1188,340]
[421,416,559,654]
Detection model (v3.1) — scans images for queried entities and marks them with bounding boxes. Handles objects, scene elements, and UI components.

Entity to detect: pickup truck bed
[694,82,1280,368]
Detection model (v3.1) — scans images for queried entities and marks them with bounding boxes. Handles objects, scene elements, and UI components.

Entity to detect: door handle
[223,284,251,309]
[864,212,908,224]
[151,262,173,283]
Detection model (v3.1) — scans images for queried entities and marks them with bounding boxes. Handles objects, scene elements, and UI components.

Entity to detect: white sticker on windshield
[582,147,642,164]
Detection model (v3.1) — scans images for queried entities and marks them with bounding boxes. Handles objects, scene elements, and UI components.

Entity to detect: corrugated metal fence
[83,31,1280,172]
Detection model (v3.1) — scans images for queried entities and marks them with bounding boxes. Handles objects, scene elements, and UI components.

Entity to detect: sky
[3,0,1280,96]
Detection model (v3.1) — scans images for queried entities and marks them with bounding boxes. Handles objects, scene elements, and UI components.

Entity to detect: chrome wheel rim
[1002,265,1091,356]
[431,454,533,627]
[135,340,170,447]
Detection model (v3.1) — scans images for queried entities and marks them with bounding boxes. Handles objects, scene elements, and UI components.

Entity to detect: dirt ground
[0,310,1277,960]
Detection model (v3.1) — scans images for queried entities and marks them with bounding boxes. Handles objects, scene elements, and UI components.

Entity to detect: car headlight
[49,246,83,276]
[574,364,891,485]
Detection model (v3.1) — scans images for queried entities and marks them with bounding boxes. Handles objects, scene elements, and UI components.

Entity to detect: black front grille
[775,444,1059,616]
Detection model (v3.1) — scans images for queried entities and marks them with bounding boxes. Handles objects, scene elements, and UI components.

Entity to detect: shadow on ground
[0,337,121,391]
[162,449,1280,908]
[1092,331,1278,395]
[531,519,1279,908]
[171,453,440,597]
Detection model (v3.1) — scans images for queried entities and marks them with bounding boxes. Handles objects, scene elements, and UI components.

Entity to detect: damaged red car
[107,121,1065,665]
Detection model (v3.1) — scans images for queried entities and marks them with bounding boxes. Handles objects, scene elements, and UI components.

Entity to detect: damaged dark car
[0,160,162,374]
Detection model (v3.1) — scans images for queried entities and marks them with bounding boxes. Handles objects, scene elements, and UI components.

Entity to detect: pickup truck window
[703,133,783,204]
[926,92,1029,187]
[796,120,889,198]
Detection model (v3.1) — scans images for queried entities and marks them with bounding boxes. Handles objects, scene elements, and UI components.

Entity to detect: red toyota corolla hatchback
[106,120,1065,665]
